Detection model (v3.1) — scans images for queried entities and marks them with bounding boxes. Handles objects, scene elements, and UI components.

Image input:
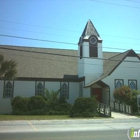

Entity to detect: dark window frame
[115,79,124,89]
[89,46,98,57]
[128,79,137,90]
[60,82,69,99]
[35,81,45,95]
[3,81,14,98]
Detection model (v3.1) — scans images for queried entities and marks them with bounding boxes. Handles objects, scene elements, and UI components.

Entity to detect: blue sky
[0,0,140,53]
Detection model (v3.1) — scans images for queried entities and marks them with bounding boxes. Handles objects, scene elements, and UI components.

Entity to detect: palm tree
[43,88,61,109]
[0,54,17,80]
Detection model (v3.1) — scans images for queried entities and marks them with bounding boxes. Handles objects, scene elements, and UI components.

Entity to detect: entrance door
[92,88,102,103]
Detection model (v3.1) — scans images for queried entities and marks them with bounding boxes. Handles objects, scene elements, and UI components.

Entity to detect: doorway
[92,88,102,103]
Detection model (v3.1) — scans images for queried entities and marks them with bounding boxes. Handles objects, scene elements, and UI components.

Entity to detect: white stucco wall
[83,87,90,97]
[68,82,79,104]
[102,56,140,101]
[14,81,35,97]
[78,42,103,85]
[45,81,60,92]
[0,81,12,114]
[102,87,109,105]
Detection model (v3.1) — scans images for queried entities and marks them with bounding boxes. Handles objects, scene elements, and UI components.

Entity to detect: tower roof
[81,20,100,37]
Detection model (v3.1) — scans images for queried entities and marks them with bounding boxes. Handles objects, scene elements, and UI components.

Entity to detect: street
[0,118,140,140]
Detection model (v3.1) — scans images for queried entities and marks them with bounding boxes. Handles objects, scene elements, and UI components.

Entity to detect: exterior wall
[102,56,140,102]
[83,87,90,97]
[102,87,109,105]
[45,81,60,92]
[0,80,82,114]
[0,80,12,114]
[78,42,103,85]
[68,82,79,104]
[14,81,35,97]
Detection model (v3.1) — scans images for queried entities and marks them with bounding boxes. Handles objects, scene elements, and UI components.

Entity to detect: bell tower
[78,20,103,85]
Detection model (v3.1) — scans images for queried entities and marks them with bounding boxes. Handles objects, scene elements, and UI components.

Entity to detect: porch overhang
[84,78,109,88]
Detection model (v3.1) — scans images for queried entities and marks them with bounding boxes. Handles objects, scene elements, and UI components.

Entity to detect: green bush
[69,97,98,118]
[27,95,47,111]
[128,90,140,113]
[11,96,29,112]
[113,85,132,103]
[113,86,140,113]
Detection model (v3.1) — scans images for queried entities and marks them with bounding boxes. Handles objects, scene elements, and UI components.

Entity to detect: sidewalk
[111,111,138,119]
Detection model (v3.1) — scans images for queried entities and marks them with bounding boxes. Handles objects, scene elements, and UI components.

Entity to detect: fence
[97,102,111,117]
[110,101,132,115]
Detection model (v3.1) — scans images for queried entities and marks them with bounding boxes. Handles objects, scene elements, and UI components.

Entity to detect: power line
[1,33,140,52]
[1,26,140,41]
[91,0,140,9]
[0,46,140,63]
[0,34,77,45]
[0,26,77,39]
[126,0,140,3]
[0,20,80,33]
[1,20,140,41]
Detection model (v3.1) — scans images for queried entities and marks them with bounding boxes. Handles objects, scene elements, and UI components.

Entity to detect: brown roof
[0,45,137,82]
[0,45,77,79]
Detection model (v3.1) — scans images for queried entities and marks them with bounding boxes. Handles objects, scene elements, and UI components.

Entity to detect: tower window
[89,46,98,57]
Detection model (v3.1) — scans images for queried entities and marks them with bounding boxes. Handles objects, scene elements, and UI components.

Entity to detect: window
[4,81,13,98]
[115,79,123,89]
[80,45,83,59]
[89,46,98,57]
[129,80,137,90]
[60,82,69,99]
[36,82,44,95]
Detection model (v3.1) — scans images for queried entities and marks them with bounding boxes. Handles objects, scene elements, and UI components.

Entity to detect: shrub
[43,89,60,109]
[27,95,47,111]
[113,85,132,103]
[113,86,140,113]
[69,97,98,118]
[11,96,29,113]
[128,90,140,113]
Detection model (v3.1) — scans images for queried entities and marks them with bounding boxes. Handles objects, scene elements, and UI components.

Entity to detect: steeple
[78,20,103,85]
[81,20,100,38]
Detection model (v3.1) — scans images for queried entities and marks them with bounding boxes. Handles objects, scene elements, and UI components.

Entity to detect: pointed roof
[85,49,140,87]
[81,20,100,37]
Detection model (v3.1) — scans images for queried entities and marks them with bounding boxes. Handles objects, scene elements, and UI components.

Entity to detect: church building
[0,20,140,114]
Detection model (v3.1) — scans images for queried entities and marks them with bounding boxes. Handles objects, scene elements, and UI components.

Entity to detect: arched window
[36,82,44,95]
[129,81,136,90]
[4,81,13,98]
[116,81,122,89]
[61,83,68,99]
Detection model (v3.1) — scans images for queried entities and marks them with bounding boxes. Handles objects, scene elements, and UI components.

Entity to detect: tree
[113,85,132,103]
[43,88,61,109]
[0,54,17,79]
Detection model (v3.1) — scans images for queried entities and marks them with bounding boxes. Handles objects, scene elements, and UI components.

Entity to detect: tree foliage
[0,54,17,80]
[113,85,140,113]
[43,88,60,109]
[113,85,132,103]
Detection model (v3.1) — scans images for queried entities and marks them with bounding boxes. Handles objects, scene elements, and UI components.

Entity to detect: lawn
[0,115,70,120]
[0,115,109,120]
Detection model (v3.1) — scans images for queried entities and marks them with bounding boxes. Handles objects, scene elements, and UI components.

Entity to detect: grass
[0,115,109,121]
[0,115,70,120]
